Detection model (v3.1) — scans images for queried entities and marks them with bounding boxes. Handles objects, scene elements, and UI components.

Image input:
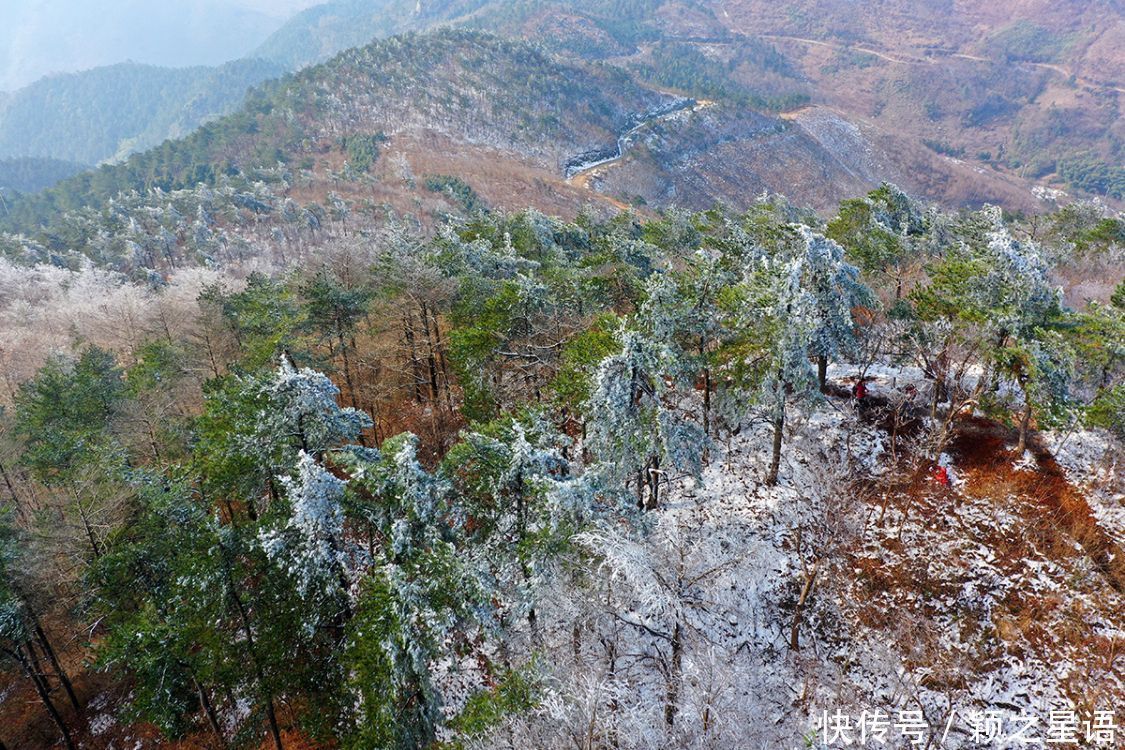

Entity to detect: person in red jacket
[853,379,868,400]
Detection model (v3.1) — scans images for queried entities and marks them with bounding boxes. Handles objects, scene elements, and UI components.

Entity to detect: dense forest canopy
[0,176,1122,747]
[0,158,88,196]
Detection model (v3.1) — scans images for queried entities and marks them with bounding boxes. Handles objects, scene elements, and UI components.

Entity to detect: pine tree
[300,269,373,411]
[259,451,352,615]
[341,434,484,749]
[827,182,927,302]
[911,207,1069,453]
[261,355,372,459]
[730,228,857,485]
[797,227,868,391]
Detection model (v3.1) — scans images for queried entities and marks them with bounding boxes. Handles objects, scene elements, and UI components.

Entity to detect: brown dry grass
[840,408,1125,711]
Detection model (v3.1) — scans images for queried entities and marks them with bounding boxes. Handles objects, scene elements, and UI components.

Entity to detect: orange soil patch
[838,409,1125,708]
[948,416,1125,594]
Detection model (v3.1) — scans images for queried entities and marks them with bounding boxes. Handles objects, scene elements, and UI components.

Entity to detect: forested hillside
[252,0,1124,205]
[0,178,1122,748]
[2,0,1119,205]
[0,158,87,196]
[0,30,672,236]
[0,59,285,167]
[0,26,1055,247]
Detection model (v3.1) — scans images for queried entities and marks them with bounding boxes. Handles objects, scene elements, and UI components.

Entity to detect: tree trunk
[767,406,785,486]
[147,421,162,463]
[0,462,23,516]
[204,333,222,379]
[13,644,75,750]
[930,375,945,421]
[226,575,283,750]
[664,622,683,727]
[702,367,712,439]
[602,635,620,749]
[420,303,441,404]
[817,355,828,393]
[74,489,101,560]
[367,402,382,448]
[403,312,425,403]
[1017,400,1032,455]
[194,676,226,748]
[339,334,359,410]
[789,562,819,651]
[645,456,661,511]
[24,636,47,687]
[29,609,81,714]
[430,314,455,413]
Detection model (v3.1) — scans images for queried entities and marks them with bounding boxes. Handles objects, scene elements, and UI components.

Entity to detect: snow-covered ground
[471,373,1125,749]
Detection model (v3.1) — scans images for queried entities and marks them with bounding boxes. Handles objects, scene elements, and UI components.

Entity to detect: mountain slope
[2,0,1117,208]
[709,0,1123,200]
[247,0,1122,204]
[0,30,672,234]
[253,0,491,69]
[1,26,1057,244]
[0,0,308,91]
[0,59,285,167]
[0,157,87,195]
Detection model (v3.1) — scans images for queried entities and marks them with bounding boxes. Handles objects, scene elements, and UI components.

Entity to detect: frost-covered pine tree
[912,207,1069,452]
[257,354,372,459]
[586,330,704,509]
[798,227,869,391]
[826,182,928,302]
[340,433,485,750]
[731,237,824,486]
[444,415,573,642]
[639,247,740,437]
[260,451,352,619]
[974,213,1061,341]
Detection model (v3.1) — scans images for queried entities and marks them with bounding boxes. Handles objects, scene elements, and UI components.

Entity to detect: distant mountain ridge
[252,0,492,70]
[0,0,312,91]
[0,59,286,167]
[0,0,1119,209]
[244,0,1122,202]
[0,28,1050,240]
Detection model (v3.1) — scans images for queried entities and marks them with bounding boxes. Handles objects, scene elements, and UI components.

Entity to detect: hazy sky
[0,0,324,91]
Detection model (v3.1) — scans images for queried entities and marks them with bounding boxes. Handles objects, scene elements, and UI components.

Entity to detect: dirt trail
[839,385,1125,594]
[838,387,1125,710]
[759,33,924,65]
